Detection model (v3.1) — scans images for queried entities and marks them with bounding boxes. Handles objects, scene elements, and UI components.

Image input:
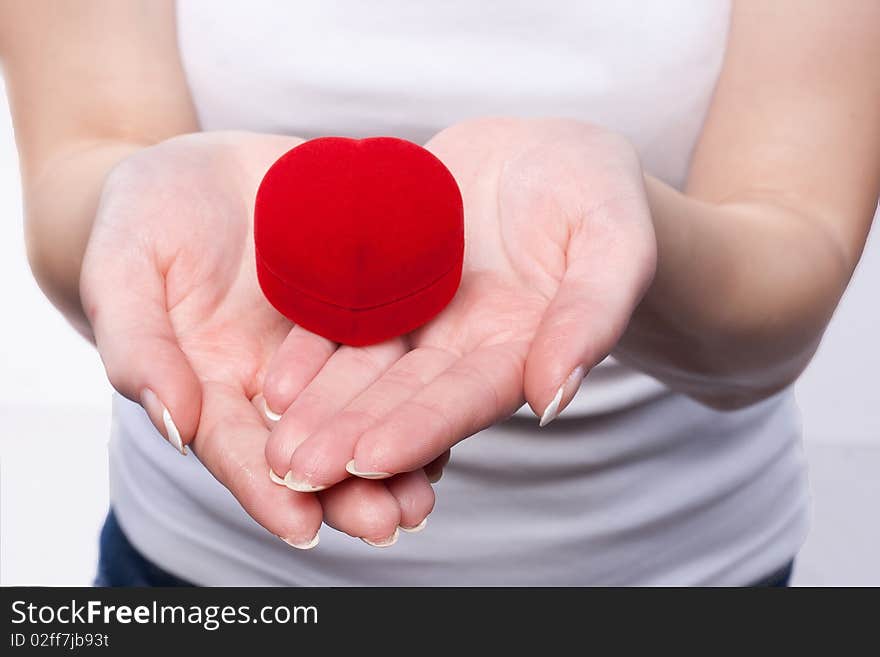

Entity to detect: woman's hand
[80,131,435,547]
[263,118,657,488]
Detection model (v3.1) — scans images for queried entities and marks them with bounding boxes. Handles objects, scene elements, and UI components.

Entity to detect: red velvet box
[254,137,464,346]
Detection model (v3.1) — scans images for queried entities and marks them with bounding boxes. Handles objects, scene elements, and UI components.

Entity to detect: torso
[107,0,809,584]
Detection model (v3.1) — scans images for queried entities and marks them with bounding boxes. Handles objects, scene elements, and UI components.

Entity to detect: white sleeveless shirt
[108,0,809,585]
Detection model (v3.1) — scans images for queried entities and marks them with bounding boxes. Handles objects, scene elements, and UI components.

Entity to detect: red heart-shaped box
[254,137,464,346]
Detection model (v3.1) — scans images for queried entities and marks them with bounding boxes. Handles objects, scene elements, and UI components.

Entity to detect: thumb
[81,246,201,454]
[523,195,656,426]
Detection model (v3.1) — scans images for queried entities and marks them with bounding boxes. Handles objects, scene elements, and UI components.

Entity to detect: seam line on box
[255,249,461,312]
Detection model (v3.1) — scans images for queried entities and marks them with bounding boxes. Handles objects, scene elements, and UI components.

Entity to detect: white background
[1,81,877,586]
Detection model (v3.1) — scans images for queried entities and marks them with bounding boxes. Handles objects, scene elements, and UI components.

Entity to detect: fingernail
[539,365,585,427]
[346,459,391,480]
[263,398,282,423]
[426,469,443,484]
[268,468,287,486]
[361,528,399,548]
[282,532,320,550]
[283,471,329,493]
[140,388,187,455]
[400,518,428,533]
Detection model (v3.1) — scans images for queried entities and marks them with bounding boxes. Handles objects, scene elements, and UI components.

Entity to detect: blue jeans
[94,510,191,587]
[93,509,793,587]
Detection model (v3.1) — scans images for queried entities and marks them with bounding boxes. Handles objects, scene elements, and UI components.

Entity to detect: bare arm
[279,1,880,480]
[619,0,880,408]
[0,0,197,337]
[1,0,437,544]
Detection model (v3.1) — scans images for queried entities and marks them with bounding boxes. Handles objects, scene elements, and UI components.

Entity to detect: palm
[83,132,432,547]
[412,117,656,432]
[150,140,290,397]
[412,122,560,359]
[266,118,656,489]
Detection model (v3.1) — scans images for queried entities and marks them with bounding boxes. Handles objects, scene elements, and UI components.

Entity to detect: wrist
[25,139,146,338]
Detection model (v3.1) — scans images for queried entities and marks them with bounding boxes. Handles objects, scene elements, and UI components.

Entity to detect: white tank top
[108,0,809,585]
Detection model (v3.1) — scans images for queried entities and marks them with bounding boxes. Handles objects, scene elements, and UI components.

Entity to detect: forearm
[1,0,198,337]
[618,176,864,408]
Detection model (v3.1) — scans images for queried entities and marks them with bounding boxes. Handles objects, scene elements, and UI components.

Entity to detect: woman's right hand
[80,131,435,547]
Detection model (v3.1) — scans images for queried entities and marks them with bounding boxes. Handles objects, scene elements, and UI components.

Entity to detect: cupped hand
[263,117,657,491]
[80,131,434,547]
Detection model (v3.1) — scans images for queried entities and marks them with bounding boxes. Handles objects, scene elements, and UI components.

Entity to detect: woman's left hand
[264,118,657,488]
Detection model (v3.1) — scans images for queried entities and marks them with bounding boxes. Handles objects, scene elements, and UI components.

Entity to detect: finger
[251,393,274,430]
[81,244,200,454]
[193,381,323,548]
[523,194,656,424]
[265,339,407,485]
[261,325,337,420]
[349,343,526,476]
[286,346,457,489]
[385,469,436,532]
[423,450,451,484]
[318,478,401,546]
[350,343,526,476]
[251,394,285,487]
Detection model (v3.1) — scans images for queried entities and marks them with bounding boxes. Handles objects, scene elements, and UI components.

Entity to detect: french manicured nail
[346,459,391,479]
[263,398,282,423]
[283,471,329,492]
[282,533,320,550]
[539,365,586,427]
[141,388,187,455]
[268,468,287,486]
[400,518,428,534]
[361,528,399,548]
